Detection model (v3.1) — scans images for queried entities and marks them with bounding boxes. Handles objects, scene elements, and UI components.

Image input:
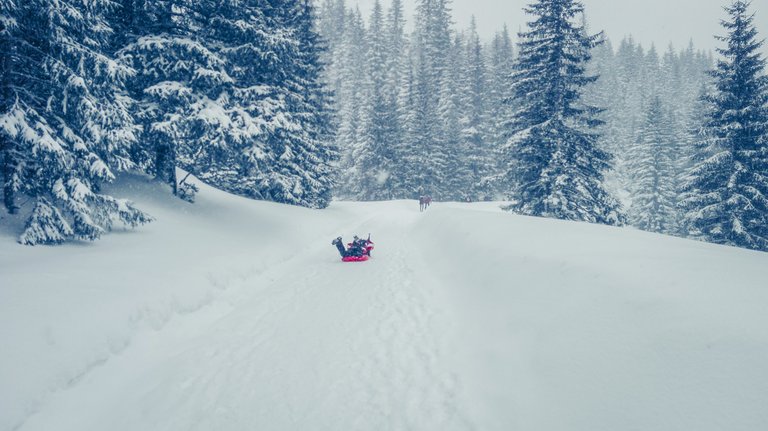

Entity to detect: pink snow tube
[342,255,370,262]
[340,240,374,262]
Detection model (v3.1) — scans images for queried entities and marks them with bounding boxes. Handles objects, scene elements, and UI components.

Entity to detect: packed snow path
[23,204,466,430]
[2,177,768,431]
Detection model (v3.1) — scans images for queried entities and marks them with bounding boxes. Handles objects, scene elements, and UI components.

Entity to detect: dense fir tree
[627,97,680,233]
[1,0,20,214]
[119,0,223,198]
[0,0,339,245]
[384,0,407,104]
[584,34,712,223]
[398,45,421,195]
[120,0,336,208]
[383,0,410,198]
[460,17,493,200]
[0,0,151,245]
[334,6,367,189]
[435,32,465,200]
[680,0,768,251]
[317,0,347,176]
[347,0,398,200]
[679,84,713,175]
[486,25,515,196]
[408,0,454,199]
[315,0,717,215]
[583,37,621,189]
[267,0,338,208]
[604,37,645,201]
[502,0,622,225]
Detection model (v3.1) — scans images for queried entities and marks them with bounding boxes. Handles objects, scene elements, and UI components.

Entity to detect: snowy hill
[1,175,767,431]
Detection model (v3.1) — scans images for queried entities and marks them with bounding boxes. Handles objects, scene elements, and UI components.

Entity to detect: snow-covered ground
[1,175,767,431]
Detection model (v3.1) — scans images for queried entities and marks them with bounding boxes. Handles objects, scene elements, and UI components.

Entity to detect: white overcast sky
[351,0,768,56]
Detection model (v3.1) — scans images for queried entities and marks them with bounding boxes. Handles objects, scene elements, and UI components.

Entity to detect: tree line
[320,0,768,252]
[2,0,766,252]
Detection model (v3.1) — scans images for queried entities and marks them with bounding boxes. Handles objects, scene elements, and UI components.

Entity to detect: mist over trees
[319,0,514,202]
[319,0,767,251]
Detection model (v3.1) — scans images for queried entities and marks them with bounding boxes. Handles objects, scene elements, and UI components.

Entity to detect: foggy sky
[352,0,768,56]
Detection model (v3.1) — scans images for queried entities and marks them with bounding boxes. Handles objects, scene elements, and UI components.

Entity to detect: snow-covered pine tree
[398,43,423,198]
[121,0,336,208]
[402,44,432,198]
[436,32,465,201]
[1,0,20,214]
[318,0,347,102]
[679,84,713,175]
[680,0,768,251]
[584,37,627,202]
[486,25,515,197]
[642,45,662,106]
[384,0,407,106]
[318,0,346,58]
[317,0,346,169]
[623,43,679,231]
[584,36,713,217]
[627,96,680,233]
[335,6,367,197]
[609,37,645,204]
[661,45,684,117]
[460,17,493,201]
[501,0,623,225]
[119,0,220,197]
[1,0,151,245]
[383,0,409,198]
[349,0,398,200]
[409,0,453,199]
[271,0,338,208]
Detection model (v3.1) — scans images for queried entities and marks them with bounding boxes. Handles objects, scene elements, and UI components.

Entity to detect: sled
[332,235,374,262]
[342,255,370,262]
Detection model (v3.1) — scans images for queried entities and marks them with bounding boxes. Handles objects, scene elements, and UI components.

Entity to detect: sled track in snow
[335,209,474,430]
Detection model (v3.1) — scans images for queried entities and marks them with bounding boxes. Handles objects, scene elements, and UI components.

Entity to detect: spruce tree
[317,0,347,112]
[628,97,680,234]
[1,0,151,245]
[487,26,515,197]
[1,0,21,214]
[680,0,768,251]
[436,32,464,200]
[274,0,338,208]
[609,37,645,204]
[399,45,423,198]
[121,0,336,208]
[409,0,453,199]
[335,6,367,196]
[350,0,397,200]
[461,17,492,200]
[584,36,713,217]
[119,0,221,197]
[384,0,409,198]
[502,0,623,225]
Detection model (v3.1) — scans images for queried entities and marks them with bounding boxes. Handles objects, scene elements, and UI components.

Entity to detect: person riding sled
[332,235,373,261]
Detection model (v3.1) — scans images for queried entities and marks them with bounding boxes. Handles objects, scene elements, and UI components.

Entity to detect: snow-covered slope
[1,175,767,431]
